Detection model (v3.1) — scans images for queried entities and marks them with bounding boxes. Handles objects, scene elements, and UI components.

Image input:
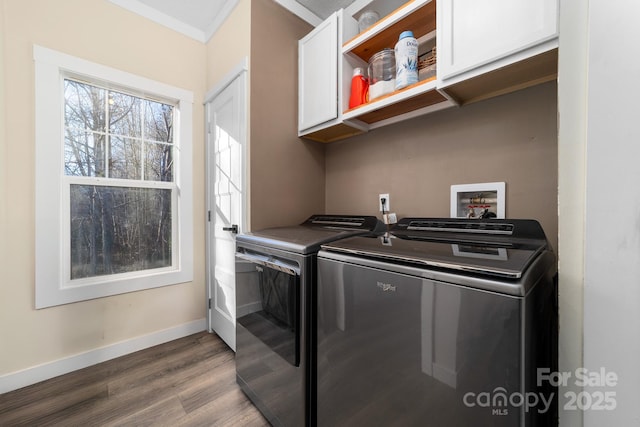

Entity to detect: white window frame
[34,45,193,308]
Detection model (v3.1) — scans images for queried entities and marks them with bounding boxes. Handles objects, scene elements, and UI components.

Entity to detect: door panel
[206,65,247,351]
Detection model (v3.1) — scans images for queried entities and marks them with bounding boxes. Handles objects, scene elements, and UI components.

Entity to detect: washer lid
[237,226,372,254]
[323,234,544,279]
[321,218,551,279]
[236,215,382,254]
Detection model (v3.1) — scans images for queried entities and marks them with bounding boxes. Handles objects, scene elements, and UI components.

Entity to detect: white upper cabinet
[437,0,558,82]
[298,11,366,142]
[299,12,339,131]
[297,0,559,142]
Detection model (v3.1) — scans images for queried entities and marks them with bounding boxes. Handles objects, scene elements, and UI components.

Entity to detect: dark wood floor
[0,332,270,426]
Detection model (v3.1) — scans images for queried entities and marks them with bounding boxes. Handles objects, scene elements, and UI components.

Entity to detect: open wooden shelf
[337,1,450,129]
[301,122,366,143]
[343,0,436,62]
[343,76,452,124]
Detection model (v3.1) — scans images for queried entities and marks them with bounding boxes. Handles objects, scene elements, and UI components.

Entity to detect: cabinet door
[298,12,338,132]
[438,0,558,80]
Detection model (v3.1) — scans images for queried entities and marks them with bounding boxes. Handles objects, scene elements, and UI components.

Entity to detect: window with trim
[34,46,193,308]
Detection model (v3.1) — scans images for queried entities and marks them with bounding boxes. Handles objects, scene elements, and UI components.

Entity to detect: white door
[206,63,247,351]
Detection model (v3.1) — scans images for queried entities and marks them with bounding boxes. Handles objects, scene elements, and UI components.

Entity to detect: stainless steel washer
[316,217,558,427]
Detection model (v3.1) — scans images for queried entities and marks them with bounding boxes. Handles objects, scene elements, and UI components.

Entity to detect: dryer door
[236,251,301,366]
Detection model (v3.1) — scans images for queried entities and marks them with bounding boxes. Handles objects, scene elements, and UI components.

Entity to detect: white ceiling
[109,0,357,43]
[296,0,356,19]
[136,0,226,32]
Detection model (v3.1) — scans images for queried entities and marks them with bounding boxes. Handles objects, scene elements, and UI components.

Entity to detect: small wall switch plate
[379,193,390,212]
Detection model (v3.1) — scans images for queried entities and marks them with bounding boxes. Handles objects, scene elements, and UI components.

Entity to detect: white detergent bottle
[395,30,418,90]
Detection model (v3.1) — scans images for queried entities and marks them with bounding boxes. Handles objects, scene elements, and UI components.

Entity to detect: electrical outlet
[379,193,390,212]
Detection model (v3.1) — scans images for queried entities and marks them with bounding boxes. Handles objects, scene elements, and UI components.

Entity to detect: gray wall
[325,81,558,251]
[250,0,324,231]
[248,0,558,252]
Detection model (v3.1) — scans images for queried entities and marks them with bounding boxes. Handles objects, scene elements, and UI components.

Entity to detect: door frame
[205,58,249,339]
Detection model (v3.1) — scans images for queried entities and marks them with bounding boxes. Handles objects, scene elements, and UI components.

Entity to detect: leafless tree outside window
[64,79,174,280]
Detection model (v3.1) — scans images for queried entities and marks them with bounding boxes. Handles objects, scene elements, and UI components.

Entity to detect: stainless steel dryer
[316,217,558,427]
[234,215,382,427]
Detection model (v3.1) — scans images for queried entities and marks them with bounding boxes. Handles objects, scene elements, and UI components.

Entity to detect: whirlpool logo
[377,281,396,292]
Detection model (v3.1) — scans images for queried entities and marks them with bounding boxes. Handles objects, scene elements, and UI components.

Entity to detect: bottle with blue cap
[395,30,418,90]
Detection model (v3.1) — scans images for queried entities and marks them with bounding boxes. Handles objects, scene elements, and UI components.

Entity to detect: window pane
[65,129,106,177]
[64,79,176,183]
[64,79,107,177]
[109,91,142,137]
[145,142,173,182]
[110,136,141,180]
[64,80,106,132]
[145,100,173,143]
[70,185,172,280]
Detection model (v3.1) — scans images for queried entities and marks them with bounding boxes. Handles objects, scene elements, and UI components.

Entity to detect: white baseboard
[0,318,206,394]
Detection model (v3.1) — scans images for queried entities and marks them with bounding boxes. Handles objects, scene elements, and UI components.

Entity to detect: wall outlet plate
[379,193,390,211]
